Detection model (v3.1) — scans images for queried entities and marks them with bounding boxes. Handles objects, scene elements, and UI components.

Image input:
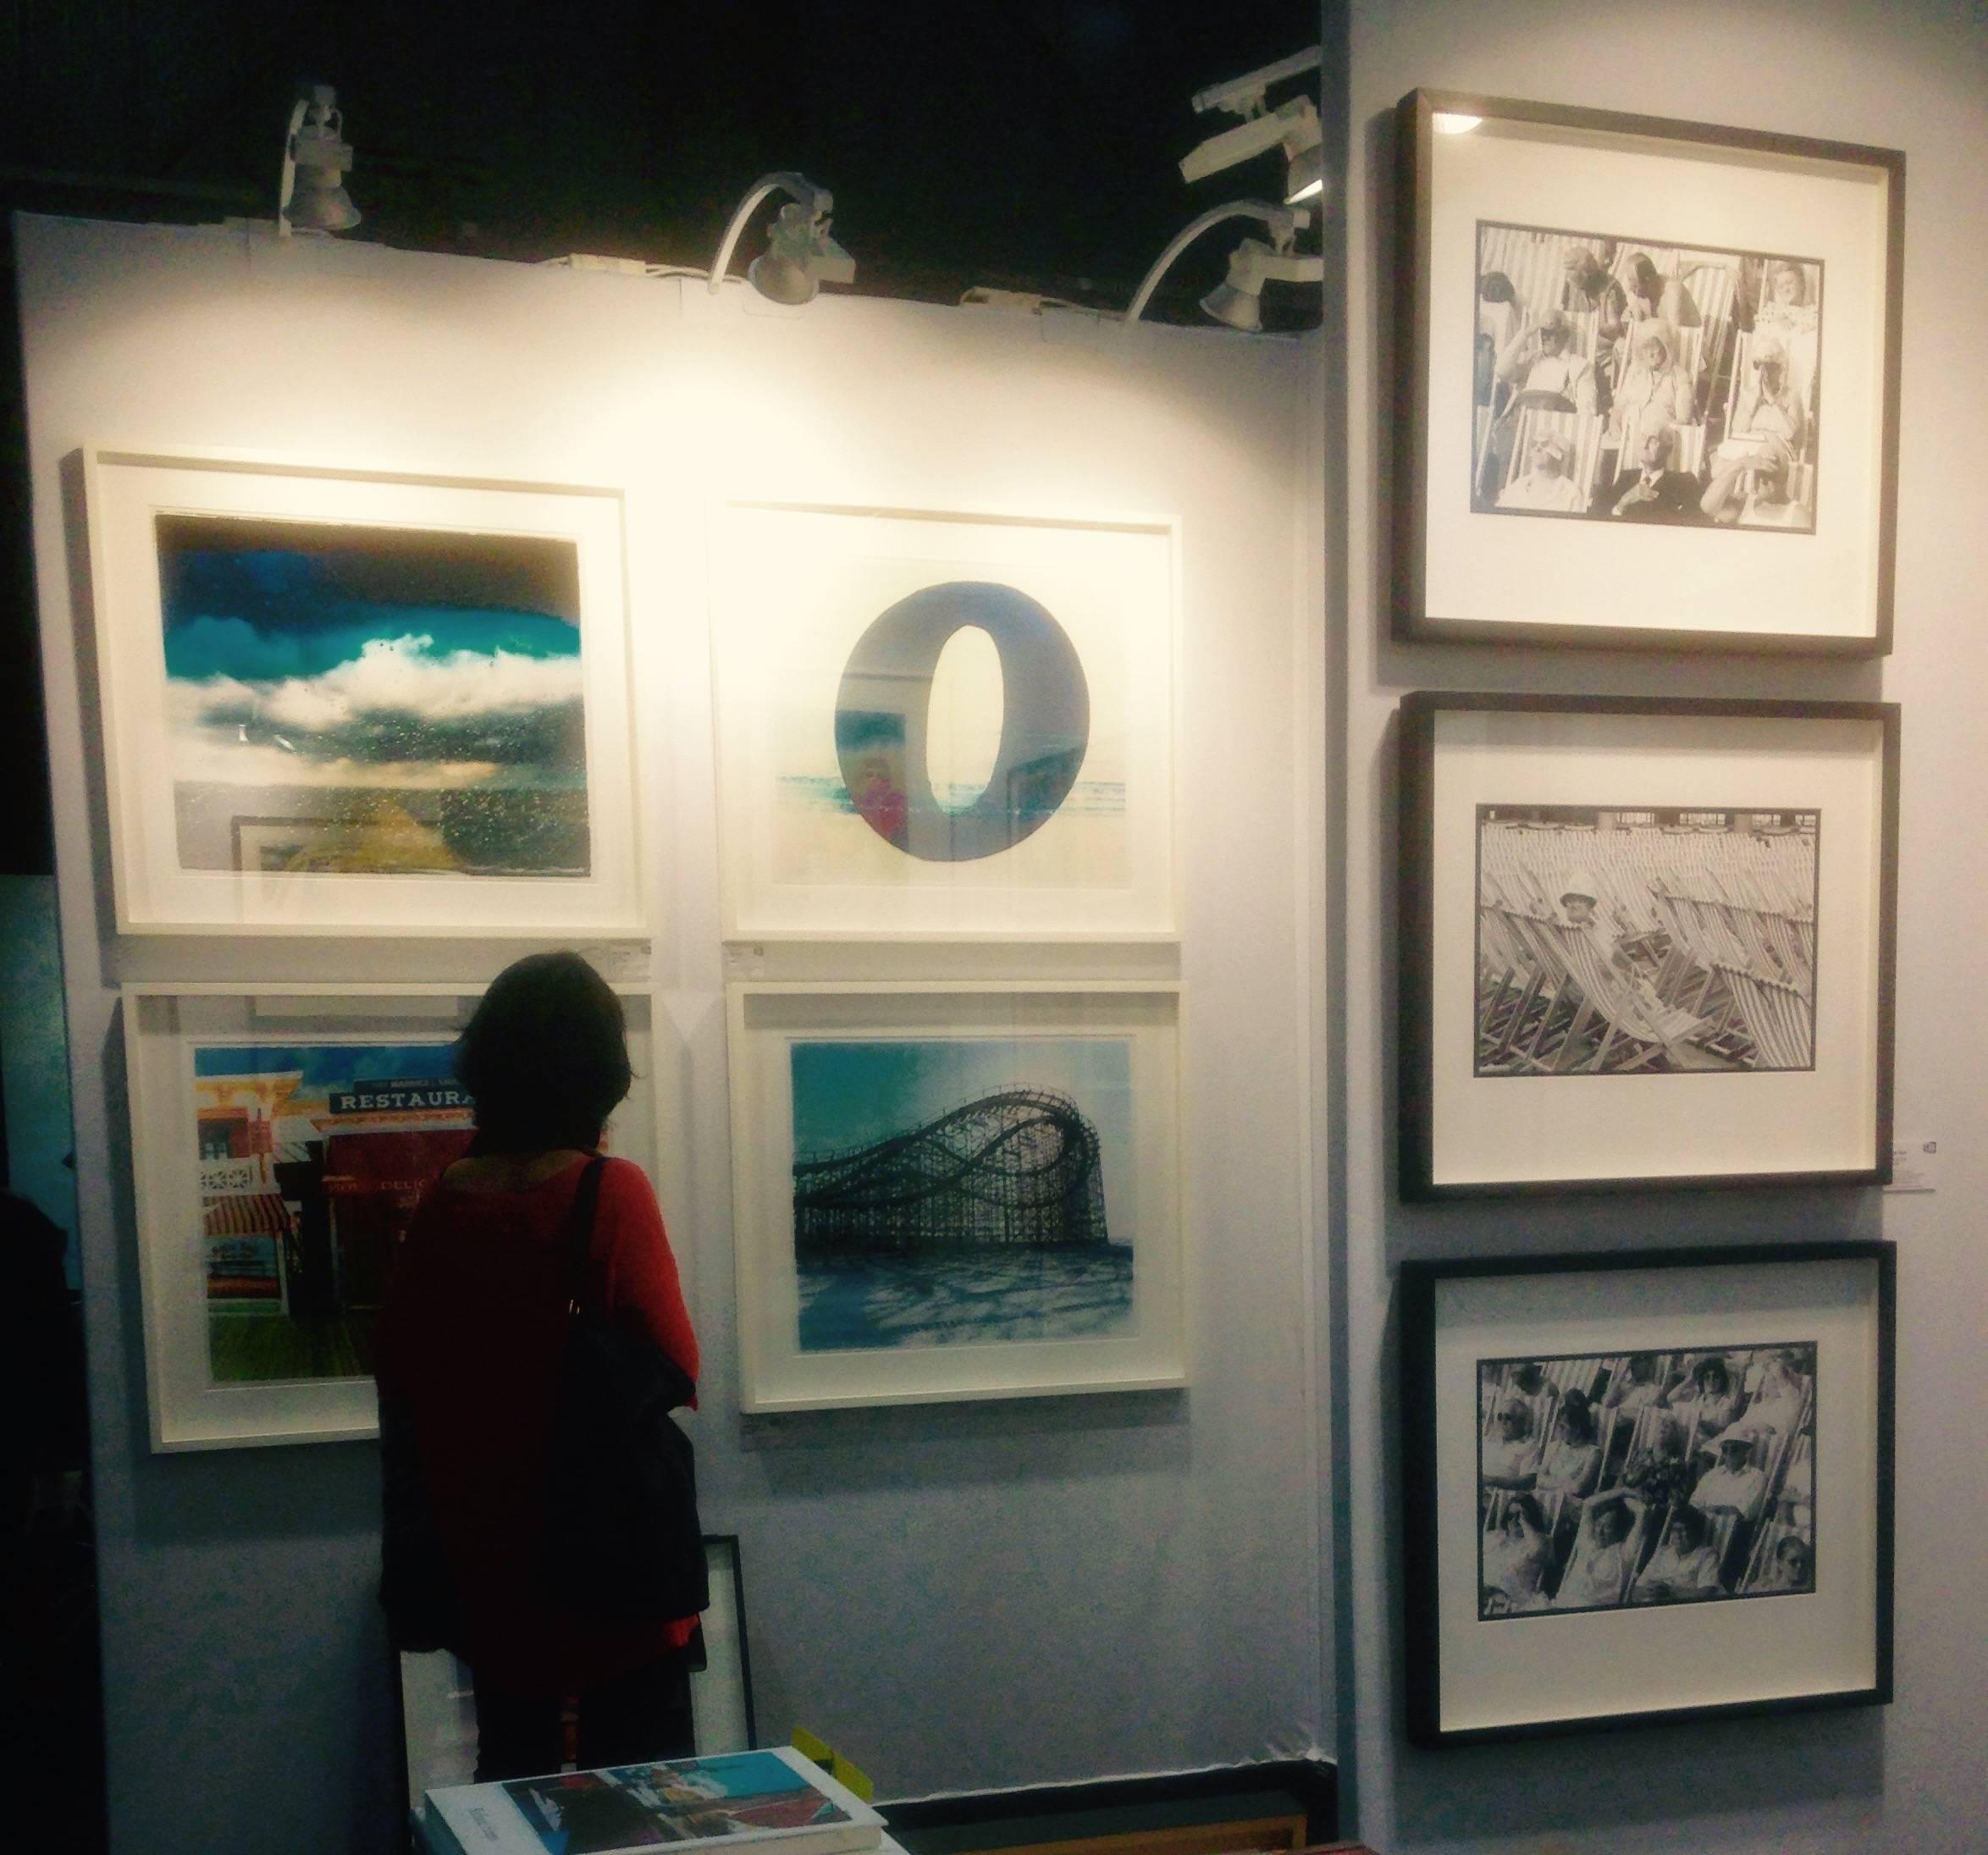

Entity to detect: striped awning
[202,1194,290,1238]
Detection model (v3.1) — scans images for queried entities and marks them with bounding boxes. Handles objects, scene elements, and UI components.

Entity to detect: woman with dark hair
[378,952,701,1780]
[1631,1503,1723,1603]
[1536,1388,1604,1497]
[1483,1493,1554,1613]
[1664,1353,1743,1443]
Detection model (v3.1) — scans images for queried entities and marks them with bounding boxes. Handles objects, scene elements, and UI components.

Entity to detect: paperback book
[422,1746,884,1855]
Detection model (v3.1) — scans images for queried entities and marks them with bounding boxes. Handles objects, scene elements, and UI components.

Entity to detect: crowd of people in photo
[1472,224,1821,530]
[1477,1344,1817,1618]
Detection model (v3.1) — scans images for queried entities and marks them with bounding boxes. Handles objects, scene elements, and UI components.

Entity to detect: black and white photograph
[1394,90,1903,653]
[1400,1244,1894,1747]
[1473,222,1822,531]
[1477,1344,1818,1620]
[1474,803,1820,1078]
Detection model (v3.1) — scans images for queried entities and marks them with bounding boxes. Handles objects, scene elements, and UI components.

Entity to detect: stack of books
[420,1746,885,1855]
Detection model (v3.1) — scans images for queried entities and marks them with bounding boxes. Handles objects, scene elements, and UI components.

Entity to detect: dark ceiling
[0,0,1323,874]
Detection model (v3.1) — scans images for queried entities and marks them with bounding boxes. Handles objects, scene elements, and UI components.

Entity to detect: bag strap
[560,1155,609,1317]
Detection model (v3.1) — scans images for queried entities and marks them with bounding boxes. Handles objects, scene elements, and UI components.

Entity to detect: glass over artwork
[1473,223,1822,531]
[1477,1343,1819,1620]
[787,1036,1136,1353]
[1475,804,1820,1076]
[195,1041,472,1383]
[157,515,591,880]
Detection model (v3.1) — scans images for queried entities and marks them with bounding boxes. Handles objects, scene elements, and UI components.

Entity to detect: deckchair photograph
[1397,693,1897,1197]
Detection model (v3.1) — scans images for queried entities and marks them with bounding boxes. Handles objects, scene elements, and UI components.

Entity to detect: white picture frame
[124,983,659,1451]
[84,445,643,936]
[710,500,1178,939]
[727,984,1185,1412]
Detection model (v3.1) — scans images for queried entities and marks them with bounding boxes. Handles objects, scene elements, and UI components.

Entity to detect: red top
[378,1155,700,1696]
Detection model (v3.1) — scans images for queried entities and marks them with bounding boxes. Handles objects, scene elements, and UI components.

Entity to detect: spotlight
[1124,202,1321,334]
[1433,112,1483,135]
[1284,144,1325,206]
[1178,47,1323,207]
[279,85,359,237]
[708,172,855,305]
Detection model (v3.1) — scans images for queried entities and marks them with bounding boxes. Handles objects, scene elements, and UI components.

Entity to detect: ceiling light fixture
[1179,47,1325,209]
[1124,202,1322,333]
[279,85,359,237]
[708,172,855,306]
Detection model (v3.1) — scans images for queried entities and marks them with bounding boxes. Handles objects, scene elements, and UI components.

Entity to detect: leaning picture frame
[123,982,659,1451]
[1398,693,1898,1198]
[1399,1242,1895,1747]
[709,499,1179,940]
[82,444,643,935]
[397,1536,756,1813]
[1394,89,1904,654]
[727,983,1185,1411]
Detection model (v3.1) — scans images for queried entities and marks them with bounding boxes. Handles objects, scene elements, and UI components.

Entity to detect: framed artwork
[727,985,1185,1411]
[710,500,1177,938]
[398,1536,756,1810]
[83,445,641,935]
[1394,89,1903,653]
[1400,1242,1895,1746]
[1399,693,1897,1198]
[124,983,657,1450]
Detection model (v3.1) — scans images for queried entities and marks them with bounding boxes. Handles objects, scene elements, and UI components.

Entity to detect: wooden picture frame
[1400,1243,1895,1747]
[1394,89,1904,654]
[1398,693,1898,1198]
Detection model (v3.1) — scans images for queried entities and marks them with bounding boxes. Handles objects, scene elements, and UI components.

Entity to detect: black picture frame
[1393,88,1905,655]
[1400,1242,1896,1748]
[1399,692,1898,1200]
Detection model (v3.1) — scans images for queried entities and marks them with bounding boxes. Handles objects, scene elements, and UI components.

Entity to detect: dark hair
[1557,1388,1596,1446]
[1694,1356,1730,1393]
[1506,1493,1546,1535]
[1478,269,1516,304]
[455,952,632,1154]
[1775,1535,1811,1574]
[1631,253,1662,298]
[1666,1504,1707,1549]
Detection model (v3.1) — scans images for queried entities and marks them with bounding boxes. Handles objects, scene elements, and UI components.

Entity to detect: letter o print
[834,582,1091,863]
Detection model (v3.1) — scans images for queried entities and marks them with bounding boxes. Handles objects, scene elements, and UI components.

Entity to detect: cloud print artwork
[157,515,593,877]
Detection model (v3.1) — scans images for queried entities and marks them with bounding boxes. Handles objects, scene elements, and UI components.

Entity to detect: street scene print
[788,1036,1136,1353]
[157,514,593,880]
[1475,805,1820,1076]
[1472,221,1821,531]
[1478,1343,1818,1619]
[196,1041,472,1383]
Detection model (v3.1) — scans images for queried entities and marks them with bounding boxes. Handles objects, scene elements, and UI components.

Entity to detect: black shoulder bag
[539,1157,710,1622]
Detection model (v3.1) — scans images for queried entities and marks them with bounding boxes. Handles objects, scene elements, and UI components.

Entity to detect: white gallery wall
[15,214,1328,1855]
[1336,0,1988,1850]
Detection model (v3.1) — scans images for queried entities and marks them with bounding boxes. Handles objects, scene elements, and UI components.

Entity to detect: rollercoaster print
[787,1036,1136,1352]
[1474,804,1820,1077]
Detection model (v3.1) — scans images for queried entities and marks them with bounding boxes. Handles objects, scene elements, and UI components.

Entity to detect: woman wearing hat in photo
[1477,306,1597,503]
[1702,334,1807,522]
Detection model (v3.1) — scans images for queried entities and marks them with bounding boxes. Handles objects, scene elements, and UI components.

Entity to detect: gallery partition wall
[15,213,1328,1855]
